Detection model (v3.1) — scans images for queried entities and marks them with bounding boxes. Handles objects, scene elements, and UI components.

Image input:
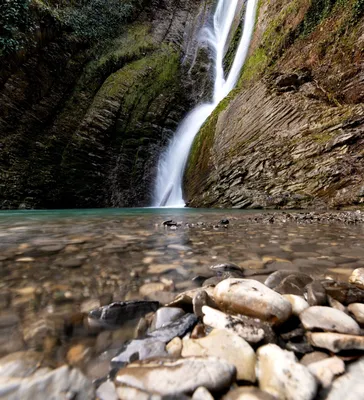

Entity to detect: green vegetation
[352,0,364,20]
[0,0,35,55]
[224,24,243,72]
[59,0,141,40]
[299,0,344,36]
[0,0,143,56]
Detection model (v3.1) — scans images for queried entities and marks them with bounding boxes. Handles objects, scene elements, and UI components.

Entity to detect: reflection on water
[0,209,363,377]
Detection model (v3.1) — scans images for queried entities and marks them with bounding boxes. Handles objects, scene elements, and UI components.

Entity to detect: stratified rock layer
[0,0,212,209]
[184,0,364,210]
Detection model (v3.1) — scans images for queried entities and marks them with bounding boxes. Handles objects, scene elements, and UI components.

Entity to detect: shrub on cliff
[0,0,35,56]
[60,0,141,40]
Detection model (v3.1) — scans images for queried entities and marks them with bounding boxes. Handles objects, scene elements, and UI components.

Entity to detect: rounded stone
[192,386,214,400]
[300,352,329,366]
[222,386,276,400]
[256,344,317,400]
[202,306,265,343]
[307,332,364,353]
[349,268,364,289]
[214,279,292,324]
[150,307,185,331]
[307,357,345,388]
[348,303,364,324]
[181,329,256,382]
[300,306,360,334]
[324,358,364,400]
[283,295,309,316]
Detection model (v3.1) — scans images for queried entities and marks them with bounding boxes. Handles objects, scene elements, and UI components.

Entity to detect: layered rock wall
[0,0,212,208]
[184,0,364,209]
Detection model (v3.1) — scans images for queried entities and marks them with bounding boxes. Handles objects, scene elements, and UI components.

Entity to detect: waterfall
[153,0,258,207]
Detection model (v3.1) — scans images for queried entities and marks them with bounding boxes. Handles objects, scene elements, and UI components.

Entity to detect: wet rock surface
[115,357,236,395]
[0,210,363,398]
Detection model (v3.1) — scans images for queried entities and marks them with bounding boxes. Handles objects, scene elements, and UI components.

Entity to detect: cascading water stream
[153,0,258,207]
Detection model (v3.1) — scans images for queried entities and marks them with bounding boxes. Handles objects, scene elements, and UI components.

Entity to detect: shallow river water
[0,208,364,382]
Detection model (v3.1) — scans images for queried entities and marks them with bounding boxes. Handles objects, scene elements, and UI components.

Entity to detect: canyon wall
[0,0,211,209]
[184,0,364,209]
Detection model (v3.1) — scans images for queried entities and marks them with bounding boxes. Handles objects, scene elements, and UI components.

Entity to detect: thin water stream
[154,0,258,207]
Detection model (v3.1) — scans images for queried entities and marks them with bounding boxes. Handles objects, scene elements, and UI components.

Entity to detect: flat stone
[308,332,364,352]
[167,244,191,251]
[202,306,265,343]
[283,295,309,316]
[300,352,329,366]
[222,386,276,400]
[115,357,236,395]
[88,301,159,329]
[113,338,167,365]
[0,365,94,400]
[60,258,84,268]
[322,281,364,305]
[256,344,317,400]
[182,329,256,382]
[214,279,292,324]
[348,303,364,324]
[150,307,185,331]
[112,314,197,365]
[300,306,360,334]
[307,356,345,388]
[349,268,364,289]
[239,260,265,270]
[324,357,364,400]
[148,264,176,274]
[192,386,214,400]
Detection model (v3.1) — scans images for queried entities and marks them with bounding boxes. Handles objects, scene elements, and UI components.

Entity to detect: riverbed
[0,208,364,393]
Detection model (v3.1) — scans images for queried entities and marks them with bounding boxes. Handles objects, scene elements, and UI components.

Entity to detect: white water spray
[153,0,258,207]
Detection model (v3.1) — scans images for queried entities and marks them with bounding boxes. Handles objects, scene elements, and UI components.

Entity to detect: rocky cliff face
[184,0,364,209]
[0,0,211,209]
